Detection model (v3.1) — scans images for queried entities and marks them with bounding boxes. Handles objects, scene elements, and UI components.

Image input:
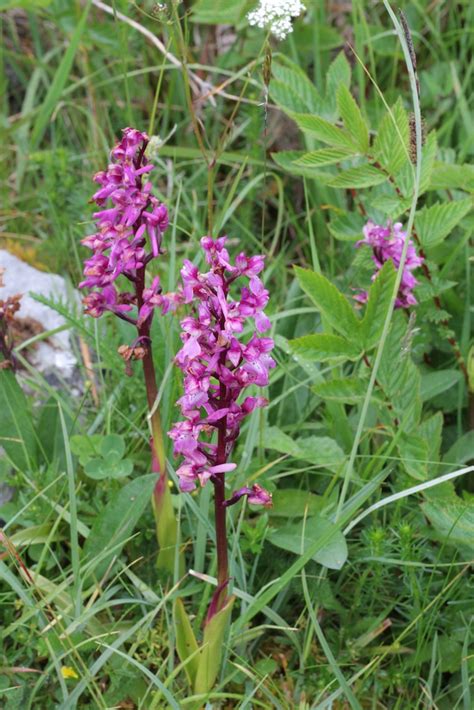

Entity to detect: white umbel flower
[247,0,306,41]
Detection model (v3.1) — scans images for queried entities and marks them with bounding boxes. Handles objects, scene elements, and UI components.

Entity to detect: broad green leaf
[397,432,428,480]
[312,378,378,404]
[415,199,472,248]
[268,517,348,570]
[294,266,361,343]
[173,599,200,687]
[294,148,356,168]
[36,397,72,470]
[329,164,387,188]
[290,113,357,149]
[271,59,322,114]
[420,369,462,401]
[70,434,102,466]
[194,597,235,694]
[373,98,409,174]
[360,261,397,350]
[289,334,361,362]
[421,499,474,551]
[265,427,345,471]
[101,434,126,463]
[84,458,133,481]
[337,84,369,152]
[191,0,245,23]
[269,490,325,518]
[443,432,474,465]
[83,474,157,579]
[10,523,64,547]
[0,369,37,471]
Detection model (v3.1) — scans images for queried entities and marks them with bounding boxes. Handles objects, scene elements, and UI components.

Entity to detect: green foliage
[373,98,410,174]
[415,199,472,248]
[194,597,235,694]
[83,434,134,480]
[359,261,397,350]
[266,426,345,470]
[294,266,361,343]
[289,333,361,362]
[83,474,157,579]
[337,84,369,153]
[0,370,37,471]
[2,1,473,707]
[268,516,348,570]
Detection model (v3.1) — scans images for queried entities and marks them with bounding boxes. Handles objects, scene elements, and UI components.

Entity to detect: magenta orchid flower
[355,220,424,308]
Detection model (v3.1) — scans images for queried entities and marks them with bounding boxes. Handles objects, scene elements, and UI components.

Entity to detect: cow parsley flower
[169,236,275,505]
[355,221,424,309]
[247,0,306,41]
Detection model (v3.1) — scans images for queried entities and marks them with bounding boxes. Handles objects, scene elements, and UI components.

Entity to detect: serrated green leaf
[294,266,361,343]
[360,261,397,350]
[373,98,409,174]
[429,161,474,192]
[289,334,361,362]
[290,113,357,149]
[83,474,157,579]
[329,164,387,188]
[337,84,369,152]
[294,148,356,168]
[194,597,235,694]
[325,52,351,117]
[270,59,322,114]
[312,378,376,404]
[269,490,325,518]
[173,599,200,687]
[420,369,462,401]
[418,412,443,464]
[269,517,348,570]
[415,199,472,248]
[398,131,437,197]
[378,313,422,430]
[265,427,345,470]
[397,432,428,480]
[272,150,333,179]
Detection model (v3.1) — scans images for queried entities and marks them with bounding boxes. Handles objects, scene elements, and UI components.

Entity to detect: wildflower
[61,666,79,680]
[247,0,306,41]
[355,221,424,308]
[79,127,171,325]
[224,483,273,508]
[169,236,275,502]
